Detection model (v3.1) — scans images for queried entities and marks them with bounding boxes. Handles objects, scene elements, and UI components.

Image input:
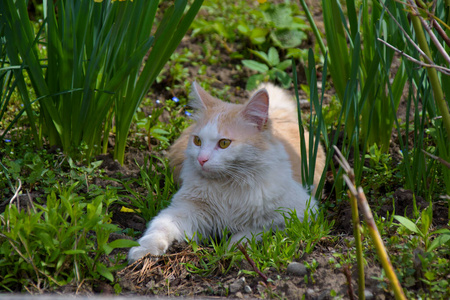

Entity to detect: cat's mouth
[198,165,222,179]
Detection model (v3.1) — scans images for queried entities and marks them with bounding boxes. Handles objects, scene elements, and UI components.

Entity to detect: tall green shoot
[1,0,203,164]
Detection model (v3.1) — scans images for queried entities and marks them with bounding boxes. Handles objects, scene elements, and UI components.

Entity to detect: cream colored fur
[128,82,325,262]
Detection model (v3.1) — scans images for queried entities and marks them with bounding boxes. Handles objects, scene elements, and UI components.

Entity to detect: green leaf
[394,215,421,235]
[237,24,250,35]
[63,249,86,255]
[108,239,140,249]
[421,205,433,235]
[151,128,170,135]
[246,74,265,91]
[276,60,292,71]
[96,262,114,282]
[428,233,450,252]
[242,60,269,73]
[263,4,293,28]
[248,49,270,65]
[249,28,269,45]
[267,47,280,67]
[270,29,306,49]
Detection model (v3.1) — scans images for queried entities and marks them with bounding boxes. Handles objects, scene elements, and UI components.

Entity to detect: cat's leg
[128,204,197,262]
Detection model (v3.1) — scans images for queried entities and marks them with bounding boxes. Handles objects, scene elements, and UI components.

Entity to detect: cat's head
[183,82,273,181]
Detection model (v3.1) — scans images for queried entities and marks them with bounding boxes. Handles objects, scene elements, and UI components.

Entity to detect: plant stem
[334,146,407,300]
[409,3,450,138]
[355,187,407,300]
[237,244,269,285]
[348,190,365,300]
[298,0,327,57]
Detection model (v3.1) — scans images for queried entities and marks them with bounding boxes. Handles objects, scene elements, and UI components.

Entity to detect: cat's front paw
[127,234,170,263]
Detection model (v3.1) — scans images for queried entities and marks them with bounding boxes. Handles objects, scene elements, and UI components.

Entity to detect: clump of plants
[0,183,138,291]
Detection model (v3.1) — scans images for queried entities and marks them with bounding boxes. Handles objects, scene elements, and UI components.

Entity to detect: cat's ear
[243,88,269,130]
[190,81,217,110]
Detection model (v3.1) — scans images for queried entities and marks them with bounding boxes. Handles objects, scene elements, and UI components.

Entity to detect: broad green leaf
[431,228,450,235]
[242,60,269,73]
[263,4,293,28]
[246,74,265,91]
[237,24,249,35]
[108,239,140,249]
[394,215,421,235]
[428,234,450,252]
[96,262,114,282]
[248,49,270,65]
[276,60,292,71]
[250,28,269,45]
[270,29,306,49]
[268,47,280,67]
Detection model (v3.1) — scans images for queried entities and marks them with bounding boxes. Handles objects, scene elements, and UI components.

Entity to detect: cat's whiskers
[218,164,263,187]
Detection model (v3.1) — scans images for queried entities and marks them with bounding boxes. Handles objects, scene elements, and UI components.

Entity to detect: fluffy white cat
[128,82,325,262]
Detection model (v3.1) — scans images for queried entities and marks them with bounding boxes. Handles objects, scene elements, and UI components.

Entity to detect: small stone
[364,289,374,300]
[244,285,252,294]
[235,292,244,299]
[229,278,246,293]
[287,262,308,277]
[306,288,316,297]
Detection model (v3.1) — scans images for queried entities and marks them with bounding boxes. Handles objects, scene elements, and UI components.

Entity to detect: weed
[304,259,318,284]
[242,47,291,90]
[0,183,138,291]
[118,155,175,222]
[185,230,241,277]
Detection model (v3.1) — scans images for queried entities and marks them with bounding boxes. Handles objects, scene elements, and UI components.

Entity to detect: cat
[128,82,325,262]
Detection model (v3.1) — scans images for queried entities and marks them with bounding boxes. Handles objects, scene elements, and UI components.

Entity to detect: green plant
[0,183,138,291]
[394,205,450,253]
[134,107,170,150]
[388,205,450,297]
[185,230,241,277]
[191,0,309,60]
[242,47,291,90]
[243,207,333,274]
[1,0,203,164]
[258,1,308,49]
[118,155,175,222]
[304,259,318,284]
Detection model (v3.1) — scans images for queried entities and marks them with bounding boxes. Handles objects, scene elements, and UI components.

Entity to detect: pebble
[364,289,374,300]
[286,262,308,277]
[306,288,316,297]
[229,277,246,293]
[244,285,252,294]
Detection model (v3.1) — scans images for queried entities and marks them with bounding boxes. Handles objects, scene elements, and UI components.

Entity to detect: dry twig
[237,243,269,285]
[334,146,407,300]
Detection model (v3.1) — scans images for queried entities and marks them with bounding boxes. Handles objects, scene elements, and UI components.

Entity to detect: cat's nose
[198,157,208,166]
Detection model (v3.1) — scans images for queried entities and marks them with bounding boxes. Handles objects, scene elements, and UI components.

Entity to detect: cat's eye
[218,139,231,149]
[193,135,202,146]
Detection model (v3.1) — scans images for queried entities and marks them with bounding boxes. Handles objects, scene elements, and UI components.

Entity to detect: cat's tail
[253,83,297,114]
